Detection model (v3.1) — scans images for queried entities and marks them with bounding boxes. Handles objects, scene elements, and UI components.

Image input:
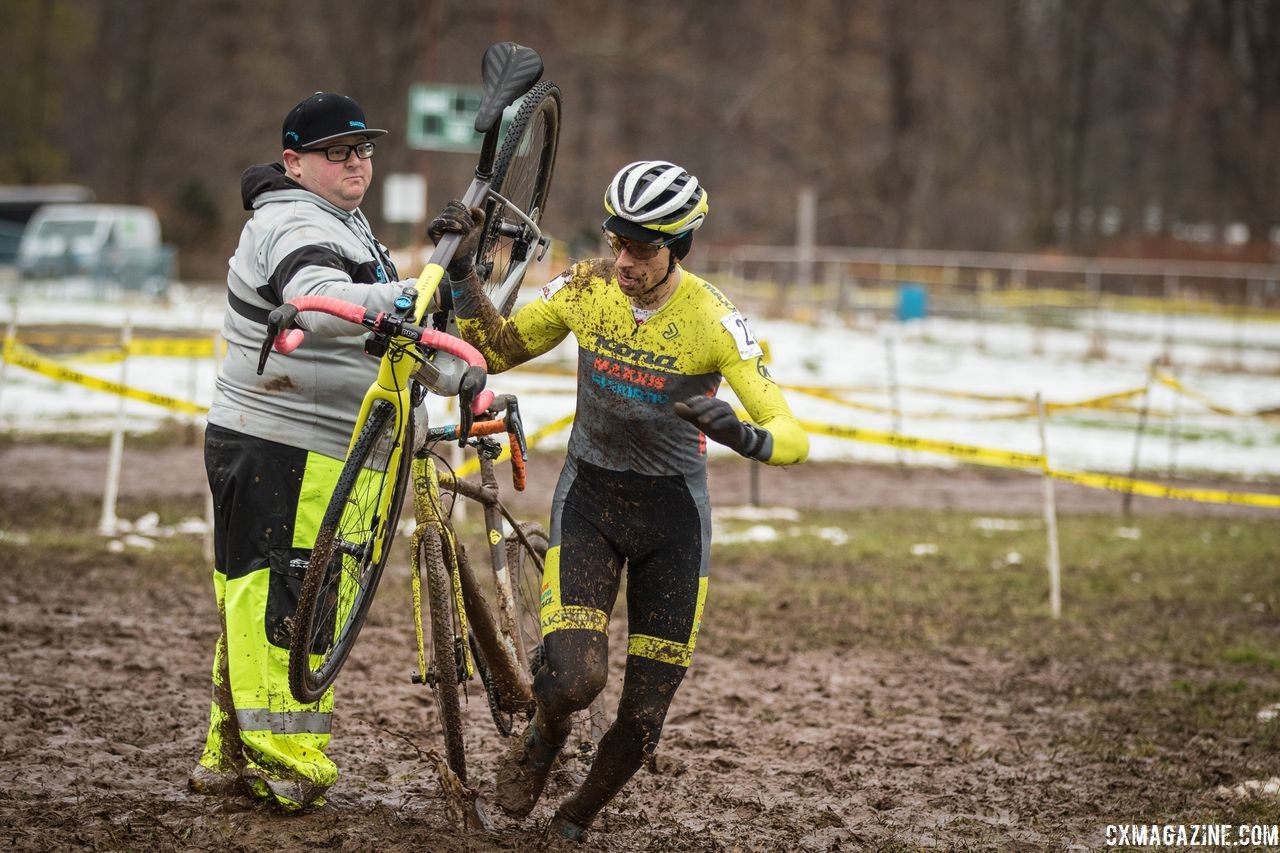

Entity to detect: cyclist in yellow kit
[430,160,808,841]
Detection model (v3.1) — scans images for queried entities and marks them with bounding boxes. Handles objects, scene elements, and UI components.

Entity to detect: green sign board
[407,84,519,153]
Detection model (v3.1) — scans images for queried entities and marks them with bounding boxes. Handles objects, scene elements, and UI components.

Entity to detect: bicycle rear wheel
[474,79,561,318]
[419,524,468,783]
[288,399,410,704]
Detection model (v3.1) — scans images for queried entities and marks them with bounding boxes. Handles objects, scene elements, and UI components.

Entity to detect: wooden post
[1122,360,1157,519]
[1036,393,1061,619]
[1160,273,1176,365]
[794,186,817,319]
[1167,367,1181,480]
[1086,266,1106,359]
[885,335,904,467]
[99,319,132,536]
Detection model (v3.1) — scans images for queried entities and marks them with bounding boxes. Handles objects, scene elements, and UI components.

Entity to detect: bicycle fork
[410,455,474,688]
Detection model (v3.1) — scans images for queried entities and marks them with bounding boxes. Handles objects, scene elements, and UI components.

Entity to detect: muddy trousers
[196,425,345,808]
[536,458,711,826]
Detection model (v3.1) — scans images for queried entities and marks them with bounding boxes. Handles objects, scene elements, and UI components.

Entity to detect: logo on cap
[349,121,366,129]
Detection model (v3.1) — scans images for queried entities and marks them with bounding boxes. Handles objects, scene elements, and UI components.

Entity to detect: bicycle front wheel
[288,399,410,704]
[475,79,561,318]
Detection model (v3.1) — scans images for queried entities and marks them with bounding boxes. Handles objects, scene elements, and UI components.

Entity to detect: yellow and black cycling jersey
[454,258,809,476]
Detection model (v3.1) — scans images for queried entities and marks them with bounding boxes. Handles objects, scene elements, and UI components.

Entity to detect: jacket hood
[240,163,303,210]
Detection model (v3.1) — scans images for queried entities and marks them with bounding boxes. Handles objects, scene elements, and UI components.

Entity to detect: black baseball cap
[282,92,386,150]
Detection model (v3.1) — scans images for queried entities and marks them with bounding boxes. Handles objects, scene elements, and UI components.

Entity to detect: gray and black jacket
[208,163,420,459]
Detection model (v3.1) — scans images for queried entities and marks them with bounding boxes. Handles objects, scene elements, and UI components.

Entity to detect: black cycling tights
[535,630,687,825]
[533,459,707,825]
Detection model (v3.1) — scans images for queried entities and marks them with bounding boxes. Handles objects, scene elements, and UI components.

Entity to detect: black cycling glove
[426,199,485,280]
[674,395,770,461]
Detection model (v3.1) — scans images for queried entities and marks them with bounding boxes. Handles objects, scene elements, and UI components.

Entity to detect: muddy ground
[1,442,1278,851]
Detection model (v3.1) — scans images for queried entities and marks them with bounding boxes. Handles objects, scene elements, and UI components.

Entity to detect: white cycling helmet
[603,160,709,242]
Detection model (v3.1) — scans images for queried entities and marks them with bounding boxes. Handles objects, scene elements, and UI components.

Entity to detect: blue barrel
[896,284,928,321]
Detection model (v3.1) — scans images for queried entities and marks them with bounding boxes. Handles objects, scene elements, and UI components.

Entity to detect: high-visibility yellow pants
[197,425,346,808]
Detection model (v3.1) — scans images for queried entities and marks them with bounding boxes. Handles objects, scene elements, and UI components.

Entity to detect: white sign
[382,173,426,224]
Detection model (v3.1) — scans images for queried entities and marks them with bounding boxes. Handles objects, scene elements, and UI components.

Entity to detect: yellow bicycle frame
[344,261,447,567]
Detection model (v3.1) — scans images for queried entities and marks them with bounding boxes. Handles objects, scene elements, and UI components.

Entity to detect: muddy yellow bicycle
[252,42,601,789]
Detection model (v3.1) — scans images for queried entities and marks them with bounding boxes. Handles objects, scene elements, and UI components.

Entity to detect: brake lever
[257,303,299,375]
[504,398,528,459]
[457,365,488,447]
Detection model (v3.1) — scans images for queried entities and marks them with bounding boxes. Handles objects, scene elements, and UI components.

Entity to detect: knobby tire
[288,399,410,704]
[475,80,562,318]
[419,525,468,783]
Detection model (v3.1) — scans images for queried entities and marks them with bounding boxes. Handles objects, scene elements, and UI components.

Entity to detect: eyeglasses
[300,141,376,162]
[601,226,676,260]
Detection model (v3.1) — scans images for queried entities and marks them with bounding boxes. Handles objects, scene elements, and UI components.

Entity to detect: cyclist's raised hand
[427,199,486,279]
[674,395,769,460]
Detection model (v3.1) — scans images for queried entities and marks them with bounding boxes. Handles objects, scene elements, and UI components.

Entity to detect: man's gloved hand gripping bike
[253,44,599,789]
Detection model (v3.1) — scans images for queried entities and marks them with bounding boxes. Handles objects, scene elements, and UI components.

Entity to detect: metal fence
[701,245,1280,324]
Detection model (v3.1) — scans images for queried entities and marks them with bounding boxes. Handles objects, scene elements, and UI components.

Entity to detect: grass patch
[704,509,1280,669]
[0,418,203,449]
[0,491,208,585]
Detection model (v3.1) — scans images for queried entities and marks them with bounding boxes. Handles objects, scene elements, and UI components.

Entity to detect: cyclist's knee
[536,632,608,713]
[536,658,606,712]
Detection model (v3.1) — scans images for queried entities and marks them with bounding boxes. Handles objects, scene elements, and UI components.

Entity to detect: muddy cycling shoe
[547,812,590,843]
[188,763,243,797]
[243,770,328,813]
[493,722,566,817]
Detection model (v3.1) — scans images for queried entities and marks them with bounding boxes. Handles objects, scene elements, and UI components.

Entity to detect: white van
[17,204,174,293]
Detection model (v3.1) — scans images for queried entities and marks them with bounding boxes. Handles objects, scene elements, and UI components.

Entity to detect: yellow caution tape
[1047,467,1280,509]
[127,337,220,358]
[783,385,891,415]
[13,331,122,347]
[801,416,1280,508]
[799,418,1046,469]
[5,327,1276,508]
[785,383,1152,421]
[1153,371,1240,416]
[8,332,219,360]
[2,340,208,416]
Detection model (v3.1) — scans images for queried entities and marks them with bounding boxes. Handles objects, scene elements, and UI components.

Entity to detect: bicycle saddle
[475,42,544,133]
